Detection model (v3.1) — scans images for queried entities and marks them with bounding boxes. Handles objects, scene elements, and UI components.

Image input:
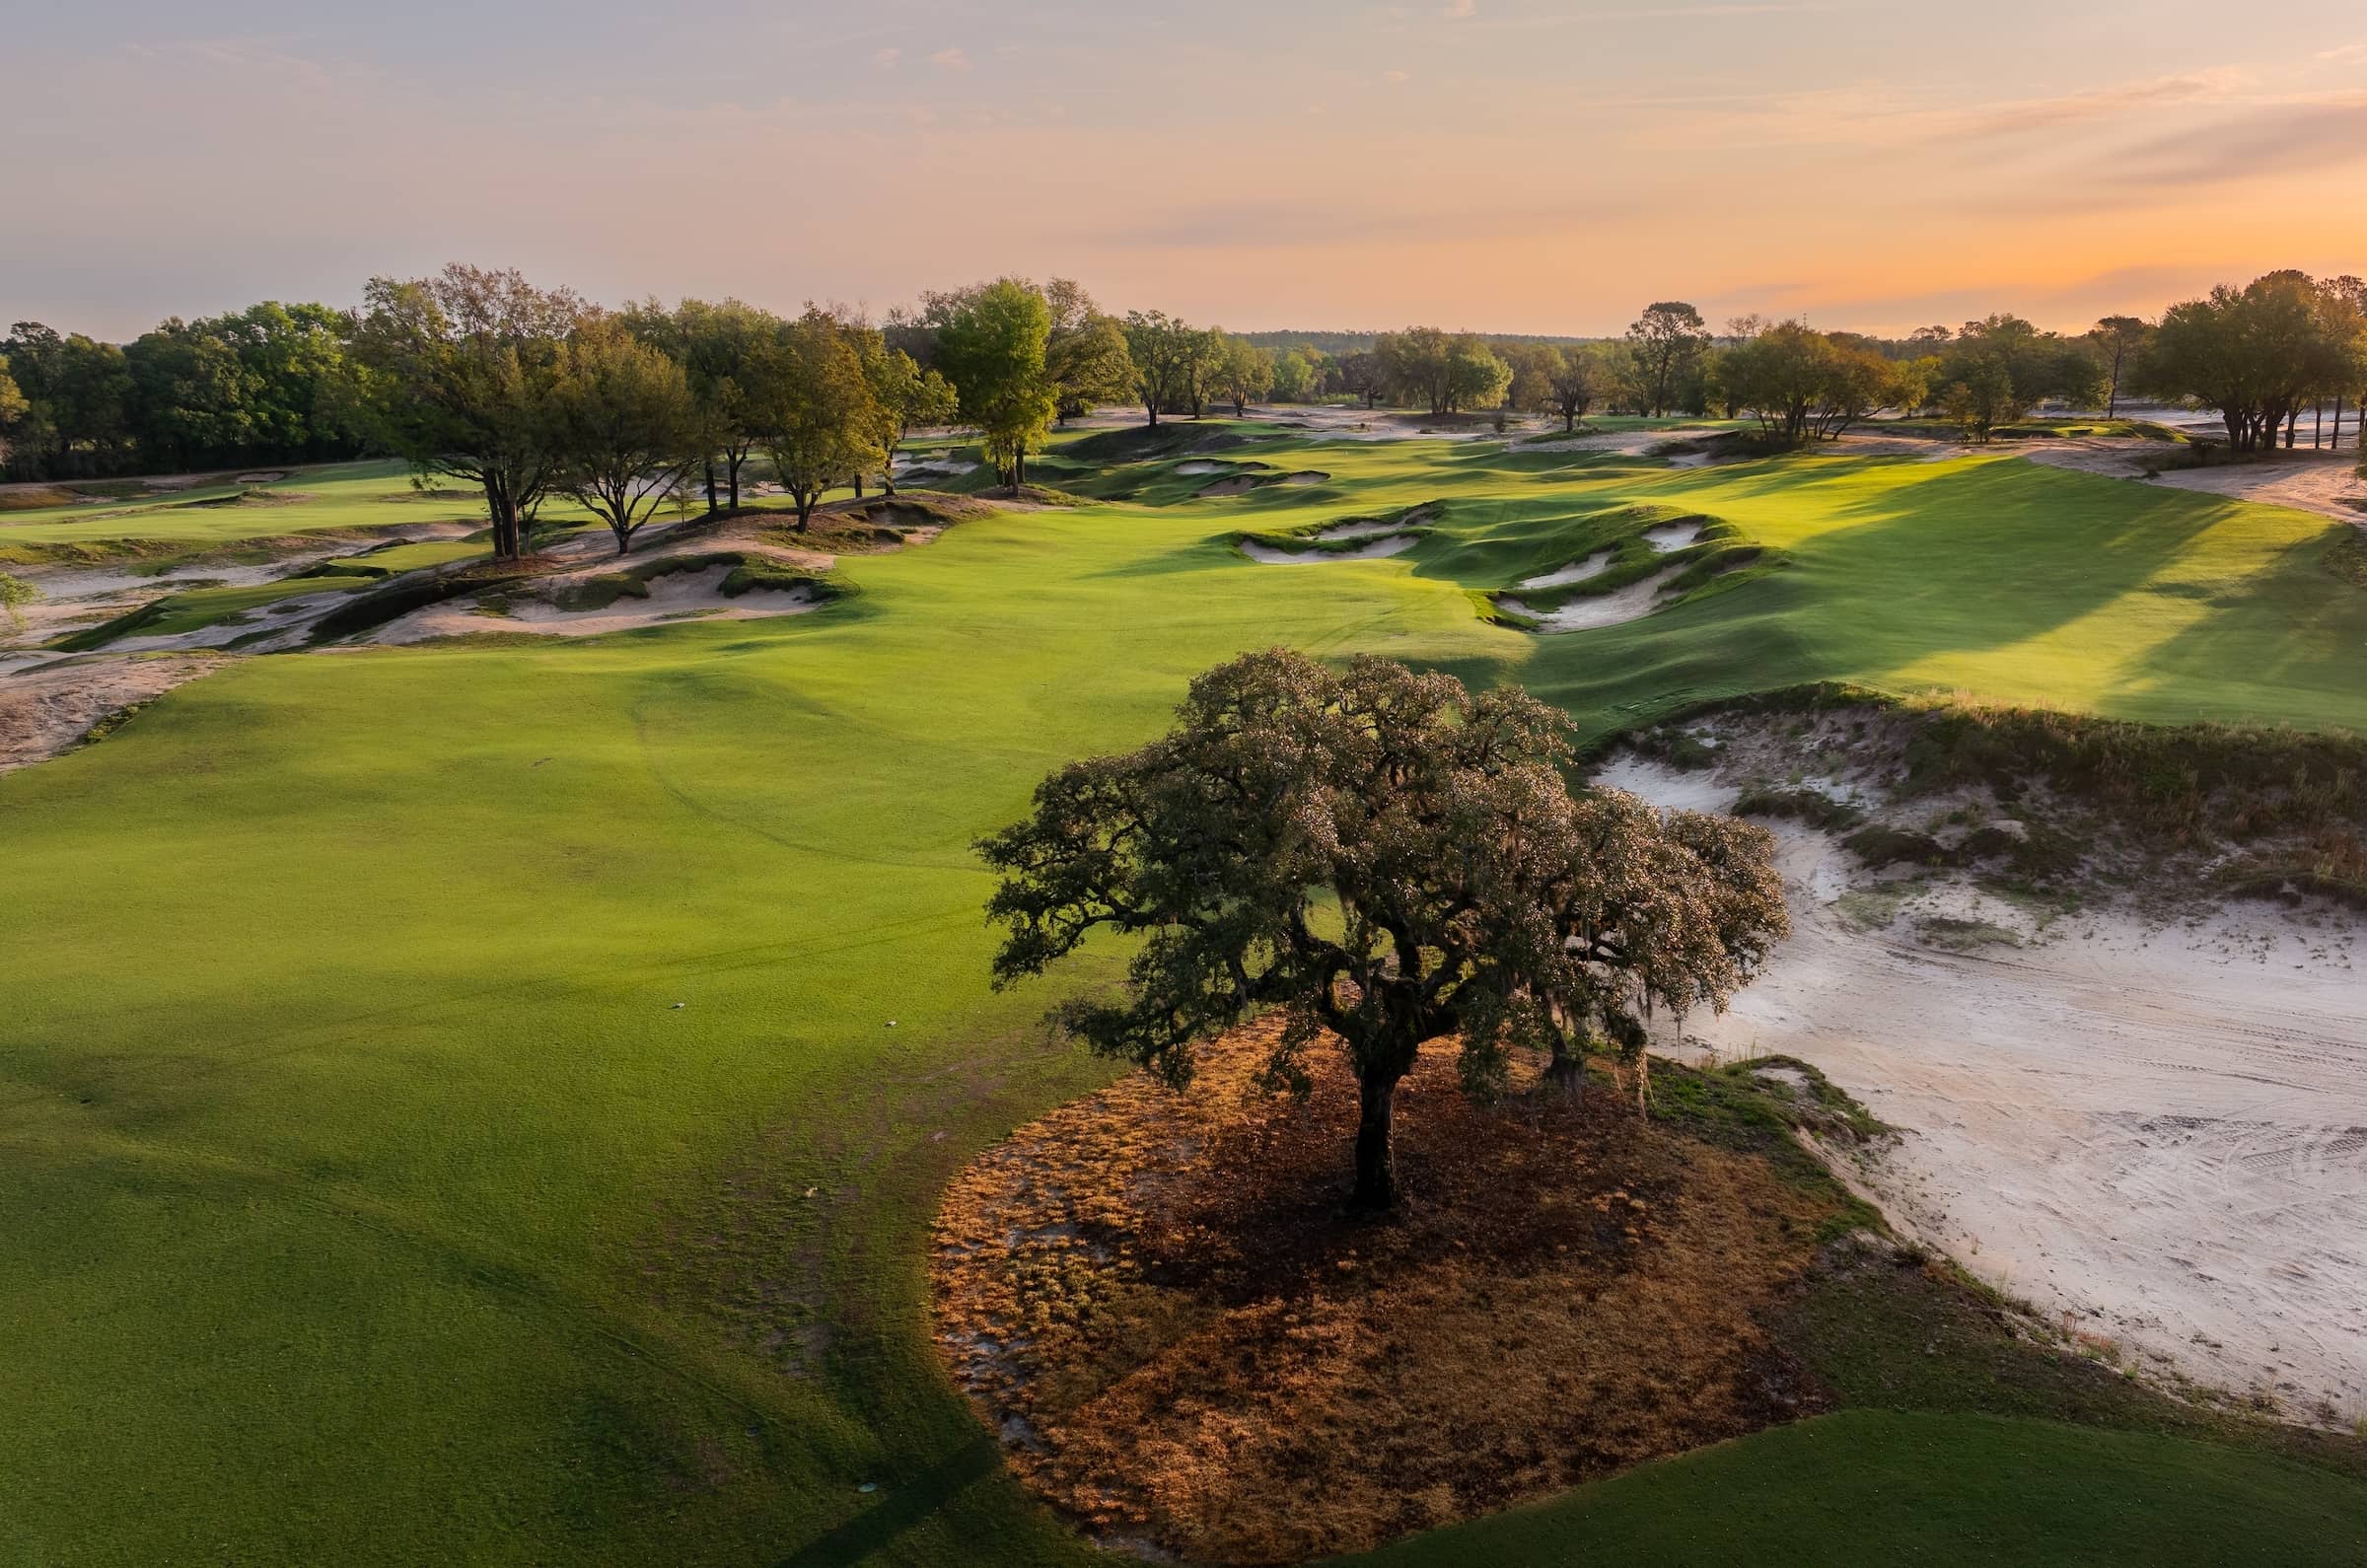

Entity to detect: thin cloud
[930,46,972,72]
[873,46,900,69]
[2111,96,2367,187]
[1443,0,1477,16]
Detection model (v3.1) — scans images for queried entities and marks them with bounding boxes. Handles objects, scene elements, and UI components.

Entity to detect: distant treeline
[4,269,2360,525]
[1236,329,1605,356]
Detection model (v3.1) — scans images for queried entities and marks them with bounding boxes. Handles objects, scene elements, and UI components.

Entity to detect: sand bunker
[1502,566,1682,631]
[375,565,819,644]
[1603,750,2367,1421]
[1643,521,1704,552]
[1175,461,1249,476]
[1519,549,1614,591]
[1239,535,1416,564]
[1278,470,1330,485]
[0,655,226,773]
[1195,476,1262,497]
[1309,520,1404,542]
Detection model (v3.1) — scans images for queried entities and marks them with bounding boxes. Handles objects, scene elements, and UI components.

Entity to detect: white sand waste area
[1602,753,2367,1419]
[1642,522,1704,552]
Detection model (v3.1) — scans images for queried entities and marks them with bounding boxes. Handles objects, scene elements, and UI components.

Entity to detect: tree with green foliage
[547,315,700,555]
[1206,333,1274,417]
[1725,322,1914,445]
[2140,273,2367,453]
[126,319,259,470]
[934,280,1056,490]
[1042,280,1135,426]
[1548,345,1606,432]
[1337,349,1385,409]
[1376,328,1510,416]
[0,570,37,633]
[627,298,779,514]
[1376,326,1450,413]
[1931,316,2101,443]
[1269,347,1321,402]
[978,649,1786,1211]
[351,265,584,560]
[0,355,24,437]
[1623,302,1711,418]
[1121,310,1197,428]
[1504,342,1559,422]
[1,323,134,480]
[862,342,958,494]
[753,309,884,532]
[2089,316,2152,419]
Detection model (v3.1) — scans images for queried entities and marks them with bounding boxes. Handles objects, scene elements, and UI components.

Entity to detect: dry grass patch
[932,1021,1842,1563]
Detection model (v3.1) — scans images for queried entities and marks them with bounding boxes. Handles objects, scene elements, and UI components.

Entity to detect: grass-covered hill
[3,426,2363,1563]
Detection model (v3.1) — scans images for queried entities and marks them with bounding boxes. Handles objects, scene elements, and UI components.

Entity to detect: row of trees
[0,307,366,479]
[9,267,2363,521]
[2137,271,2367,453]
[350,268,962,557]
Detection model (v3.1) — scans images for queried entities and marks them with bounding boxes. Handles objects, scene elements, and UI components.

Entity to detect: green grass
[1341,1411,2367,1566]
[4,427,2365,1563]
[0,461,592,568]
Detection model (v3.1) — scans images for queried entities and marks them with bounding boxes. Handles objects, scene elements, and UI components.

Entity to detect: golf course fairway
[5,431,2365,1564]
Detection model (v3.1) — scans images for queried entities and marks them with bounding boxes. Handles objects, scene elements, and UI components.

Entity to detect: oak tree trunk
[1350,1072,1399,1212]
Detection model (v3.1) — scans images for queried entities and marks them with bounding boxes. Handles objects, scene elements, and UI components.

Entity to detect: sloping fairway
[4,430,2365,1564]
[1343,1411,2367,1566]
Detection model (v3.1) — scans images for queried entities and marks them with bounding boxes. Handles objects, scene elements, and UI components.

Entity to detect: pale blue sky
[6,1,2364,336]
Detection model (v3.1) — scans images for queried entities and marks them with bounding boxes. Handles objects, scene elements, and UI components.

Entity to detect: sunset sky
[7,0,2366,340]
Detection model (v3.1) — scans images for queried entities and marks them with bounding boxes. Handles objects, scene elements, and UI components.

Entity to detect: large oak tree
[980,650,1788,1211]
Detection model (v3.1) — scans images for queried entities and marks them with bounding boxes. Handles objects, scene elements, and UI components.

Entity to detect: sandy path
[0,656,226,773]
[1602,756,2367,1419]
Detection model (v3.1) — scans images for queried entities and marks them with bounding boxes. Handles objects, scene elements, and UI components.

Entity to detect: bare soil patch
[932,1020,1839,1563]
